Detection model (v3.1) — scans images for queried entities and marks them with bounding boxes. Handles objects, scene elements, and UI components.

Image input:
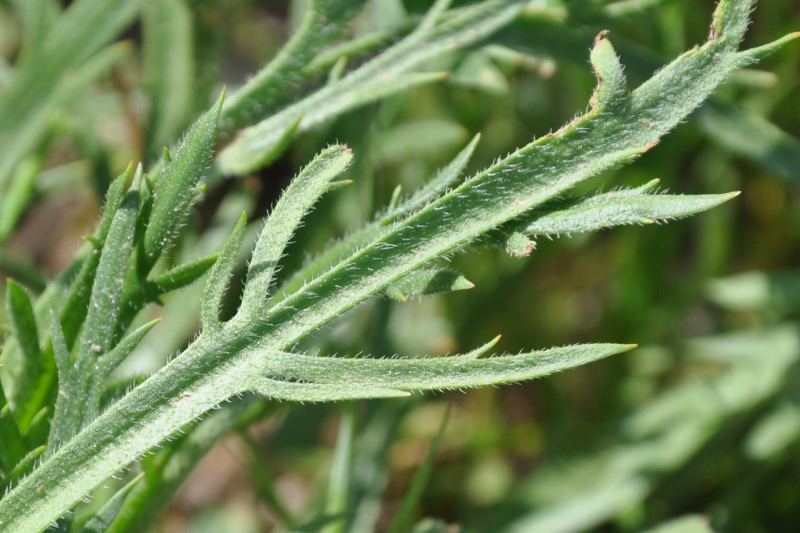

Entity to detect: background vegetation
[0,0,799,531]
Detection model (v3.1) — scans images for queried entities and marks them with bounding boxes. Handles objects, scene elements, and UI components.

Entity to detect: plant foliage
[0,0,795,531]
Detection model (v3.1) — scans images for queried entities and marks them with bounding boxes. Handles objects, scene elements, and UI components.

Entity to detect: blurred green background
[1,0,799,531]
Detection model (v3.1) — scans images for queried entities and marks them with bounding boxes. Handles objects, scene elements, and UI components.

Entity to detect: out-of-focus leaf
[707,271,800,316]
[641,515,715,533]
[222,0,370,132]
[218,0,521,175]
[142,0,194,160]
[698,100,800,183]
[388,408,449,533]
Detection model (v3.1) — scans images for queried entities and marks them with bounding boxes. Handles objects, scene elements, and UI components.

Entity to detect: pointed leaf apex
[594,29,610,46]
[328,179,354,192]
[389,184,403,210]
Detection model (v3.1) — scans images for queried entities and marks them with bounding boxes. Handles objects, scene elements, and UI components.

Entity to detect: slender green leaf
[385,269,474,302]
[59,164,132,350]
[47,306,76,457]
[149,254,219,296]
[512,185,740,239]
[0,155,41,244]
[0,38,133,194]
[4,446,46,492]
[0,386,28,476]
[92,319,161,397]
[201,212,248,331]
[237,146,353,318]
[322,405,357,533]
[6,279,41,373]
[143,89,225,266]
[142,0,194,159]
[698,99,800,183]
[79,473,144,533]
[243,344,634,402]
[388,408,449,533]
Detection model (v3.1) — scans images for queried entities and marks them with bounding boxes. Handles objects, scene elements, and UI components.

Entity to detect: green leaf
[0,155,41,244]
[79,473,144,533]
[104,398,265,533]
[0,385,28,476]
[244,344,634,402]
[0,37,133,196]
[46,306,77,456]
[510,183,740,239]
[143,89,225,267]
[3,445,46,491]
[388,408,448,533]
[201,212,248,331]
[322,405,356,533]
[706,270,800,315]
[698,99,800,183]
[276,133,480,301]
[6,279,42,375]
[0,2,763,530]
[221,0,370,132]
[95,319,161,388]
[10,0,61,64]
[59,164,132,350]
[236,145,353,318]
[3,278,52,433]
[142,0,194,159]
[149,254,219,296]
[385,269,474,302]
[217,0,521,175]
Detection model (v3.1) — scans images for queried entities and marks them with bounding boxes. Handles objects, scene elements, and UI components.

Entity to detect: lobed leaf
[275,133,480,302]
[252,0,756,353]
[0,2,765,530]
